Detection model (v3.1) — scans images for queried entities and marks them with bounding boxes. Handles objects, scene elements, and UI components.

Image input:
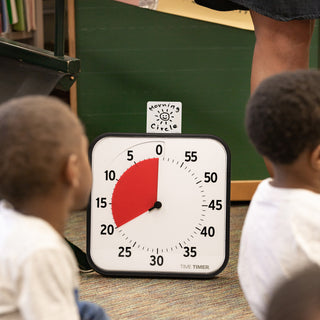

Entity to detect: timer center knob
[149,201,162,212]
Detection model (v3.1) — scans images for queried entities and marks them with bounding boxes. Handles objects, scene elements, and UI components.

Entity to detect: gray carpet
[65,204,255,319]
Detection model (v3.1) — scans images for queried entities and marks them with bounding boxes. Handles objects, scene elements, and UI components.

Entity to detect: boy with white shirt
[0,95,109,320]
[238,70,320,320]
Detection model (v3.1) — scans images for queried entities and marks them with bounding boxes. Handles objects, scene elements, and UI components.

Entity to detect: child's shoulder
[0,201,66,263]
[253,178,320,203]
[246,179,320,228]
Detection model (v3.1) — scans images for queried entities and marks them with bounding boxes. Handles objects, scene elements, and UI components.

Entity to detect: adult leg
[250,11,315,93]
[250,12,315,176]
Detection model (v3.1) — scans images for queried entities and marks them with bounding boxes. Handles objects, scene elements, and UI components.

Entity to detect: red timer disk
[112,158,159,227]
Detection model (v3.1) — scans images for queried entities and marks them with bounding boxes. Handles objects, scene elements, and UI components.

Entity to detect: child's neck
[272,170,320,193]
[271,153,320,193]
[15,189,71,235]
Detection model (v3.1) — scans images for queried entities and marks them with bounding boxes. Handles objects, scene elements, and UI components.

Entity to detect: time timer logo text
[146,101,182,133]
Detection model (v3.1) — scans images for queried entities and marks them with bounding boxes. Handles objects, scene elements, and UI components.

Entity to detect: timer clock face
[87,133,230,278]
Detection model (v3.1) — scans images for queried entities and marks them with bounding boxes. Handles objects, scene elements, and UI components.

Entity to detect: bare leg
[250,11,315,93]
[250,12,315,176]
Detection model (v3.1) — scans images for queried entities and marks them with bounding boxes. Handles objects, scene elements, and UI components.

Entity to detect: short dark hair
[266,266,320,320]
[0,95,84,205]
[246,70,320,164]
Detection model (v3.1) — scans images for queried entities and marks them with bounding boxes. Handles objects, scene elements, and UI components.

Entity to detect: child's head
[266,266,320,320]
[246,70,320,165]
[0,95,92,210]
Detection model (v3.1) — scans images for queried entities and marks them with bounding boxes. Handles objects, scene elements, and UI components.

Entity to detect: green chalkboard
[75,0,319,180]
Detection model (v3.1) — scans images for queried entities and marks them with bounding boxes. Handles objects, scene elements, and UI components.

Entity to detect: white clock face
[88,133,230,278]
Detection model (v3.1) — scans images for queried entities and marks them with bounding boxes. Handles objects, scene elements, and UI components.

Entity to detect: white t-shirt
[0,200,80,320]
[238,179,320,320]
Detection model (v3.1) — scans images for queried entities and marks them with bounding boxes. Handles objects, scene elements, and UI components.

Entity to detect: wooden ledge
[231,180,261,202]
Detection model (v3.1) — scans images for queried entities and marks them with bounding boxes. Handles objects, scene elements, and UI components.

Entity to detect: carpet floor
[65,204,255,320]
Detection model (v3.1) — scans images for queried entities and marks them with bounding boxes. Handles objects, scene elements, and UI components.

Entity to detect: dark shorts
[195,0,320,21]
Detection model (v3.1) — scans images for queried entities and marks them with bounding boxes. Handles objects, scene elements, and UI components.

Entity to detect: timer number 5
[127,150,134,161]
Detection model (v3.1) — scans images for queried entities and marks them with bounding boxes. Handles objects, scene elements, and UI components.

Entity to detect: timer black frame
[87,133,231,279]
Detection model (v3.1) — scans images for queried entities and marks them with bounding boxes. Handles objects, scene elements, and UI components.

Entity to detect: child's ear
[63,154,80,188]
[310,144,320,171]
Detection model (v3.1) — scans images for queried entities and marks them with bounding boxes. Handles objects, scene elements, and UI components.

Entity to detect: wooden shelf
[1,31,34,41]
[0,0,43,48]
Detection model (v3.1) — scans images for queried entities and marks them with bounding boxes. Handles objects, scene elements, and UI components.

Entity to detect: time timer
[87,133,230,278]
